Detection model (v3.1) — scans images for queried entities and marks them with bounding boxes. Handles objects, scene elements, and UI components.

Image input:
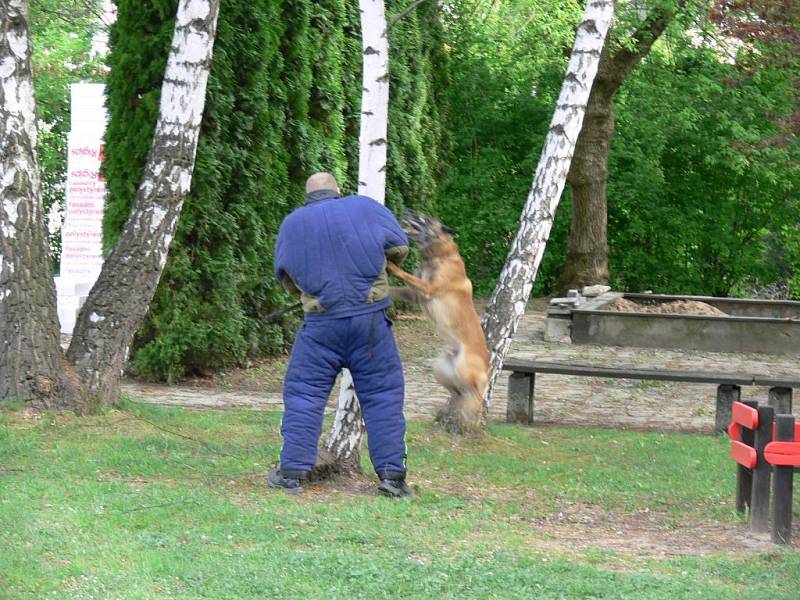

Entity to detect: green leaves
[31,0,106,265]
[440,2,799,298]
[103,0,450,380]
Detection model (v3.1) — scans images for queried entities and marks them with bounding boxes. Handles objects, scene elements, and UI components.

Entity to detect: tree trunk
[481,0,614,404]
[311,376,364,480]
[556,52,614,292]
[357,0,389,205]
[557,3,684,292]
[315,0,390,477]
[66,0,222,407]
[0,0,64,407]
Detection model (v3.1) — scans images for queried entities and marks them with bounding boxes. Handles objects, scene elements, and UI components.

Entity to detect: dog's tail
[459,385,485,422]
[440,385,485,434]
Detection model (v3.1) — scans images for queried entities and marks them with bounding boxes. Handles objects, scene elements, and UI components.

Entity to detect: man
[267,172,412,497]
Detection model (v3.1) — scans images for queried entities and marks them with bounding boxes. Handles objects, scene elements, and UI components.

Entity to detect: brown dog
[387,211,489,432]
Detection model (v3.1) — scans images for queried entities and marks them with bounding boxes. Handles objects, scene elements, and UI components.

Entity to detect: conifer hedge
[103,0,448,381]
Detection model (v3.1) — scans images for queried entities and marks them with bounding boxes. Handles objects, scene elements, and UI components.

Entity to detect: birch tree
[481,0,614,403]
[0,0,221,409]
[357,0,390,205]
[314,0,390,476]
[1,0,63,404]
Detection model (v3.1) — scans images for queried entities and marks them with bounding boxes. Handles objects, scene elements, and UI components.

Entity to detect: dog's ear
[403,210,432,240]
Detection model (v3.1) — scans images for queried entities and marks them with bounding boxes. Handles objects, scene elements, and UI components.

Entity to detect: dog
[387,211,489,432]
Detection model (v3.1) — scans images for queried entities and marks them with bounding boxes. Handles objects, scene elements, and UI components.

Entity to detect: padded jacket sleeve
[274,219,291,283]
[375,203,409,265]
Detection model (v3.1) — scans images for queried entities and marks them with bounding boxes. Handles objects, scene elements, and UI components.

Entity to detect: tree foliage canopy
[102,0,448,381]
[440,0,799,298]
[33,0,799,382]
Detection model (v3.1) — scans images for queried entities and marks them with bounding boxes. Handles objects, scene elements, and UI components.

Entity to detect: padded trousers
[279,310,406,476]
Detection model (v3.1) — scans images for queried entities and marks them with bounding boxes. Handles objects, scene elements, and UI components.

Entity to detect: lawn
[1,400,798,599]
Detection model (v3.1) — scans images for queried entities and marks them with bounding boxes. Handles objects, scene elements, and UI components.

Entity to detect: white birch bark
[321,0,390,471]
[481,0,614,403]
[66,0,221,404]
[356,0,389,205]
[0,0,63,404]
[321,373,363,473]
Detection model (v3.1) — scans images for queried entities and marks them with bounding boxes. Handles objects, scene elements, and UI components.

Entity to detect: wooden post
[715,384,740,435]
[749,404,774,533]
[507,373,535,424]
[768,387,792,415]
[736,400,758,513]
[771,414,795,544]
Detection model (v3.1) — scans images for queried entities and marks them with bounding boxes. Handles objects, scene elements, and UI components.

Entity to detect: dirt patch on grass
[521,503,795,560]
[257,470,797,560]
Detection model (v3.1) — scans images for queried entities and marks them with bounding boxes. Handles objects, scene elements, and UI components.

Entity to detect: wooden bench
[728,401,800,544]
[503,358,798,433]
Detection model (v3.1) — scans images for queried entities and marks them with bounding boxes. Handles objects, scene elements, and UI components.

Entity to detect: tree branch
[388,0,434,29]
[599,0,689,92]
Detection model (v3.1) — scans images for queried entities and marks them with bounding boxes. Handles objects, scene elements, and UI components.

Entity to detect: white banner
[57,83,108,332]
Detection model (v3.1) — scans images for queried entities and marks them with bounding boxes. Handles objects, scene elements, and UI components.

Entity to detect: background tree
[438,0,584,295]
[481,0,614,404]
[102,0,449,383]
[103,0,294,382]
[441,0,798,301]
[606,40,799,296]
[1,0,222,408]
[711,0,800,298]
[1,0,64,405]
[316,0,391,476]
[555,0,690,292]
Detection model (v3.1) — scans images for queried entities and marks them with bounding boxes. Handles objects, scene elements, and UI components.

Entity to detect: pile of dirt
[605,297,727,317]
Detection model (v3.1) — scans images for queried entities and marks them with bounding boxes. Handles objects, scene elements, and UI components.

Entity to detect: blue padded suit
[274,192,409,478]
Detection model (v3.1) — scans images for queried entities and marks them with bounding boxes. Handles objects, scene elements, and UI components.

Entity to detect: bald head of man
[305,172,340,195]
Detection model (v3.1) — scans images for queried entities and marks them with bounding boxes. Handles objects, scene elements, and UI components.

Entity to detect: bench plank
[502,359,800,388]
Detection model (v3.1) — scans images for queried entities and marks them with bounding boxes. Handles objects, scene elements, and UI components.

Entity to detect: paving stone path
[123,306,799,433]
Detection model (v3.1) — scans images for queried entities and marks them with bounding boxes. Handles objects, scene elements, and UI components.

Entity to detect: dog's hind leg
[432,345,461,393]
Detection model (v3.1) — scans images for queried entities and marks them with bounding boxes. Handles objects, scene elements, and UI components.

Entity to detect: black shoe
[377,473,413,498]
[267,468,304,495]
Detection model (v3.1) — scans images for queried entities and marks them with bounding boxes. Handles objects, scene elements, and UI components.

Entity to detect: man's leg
[348,311,408,487]
[278,320,345,478]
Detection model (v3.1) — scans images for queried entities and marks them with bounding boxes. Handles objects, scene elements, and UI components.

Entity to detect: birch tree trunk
[316,0,390,477]
[481,0,614,403]
[0,0,63,406]
[357,0,389,205]
[66,0,221,406]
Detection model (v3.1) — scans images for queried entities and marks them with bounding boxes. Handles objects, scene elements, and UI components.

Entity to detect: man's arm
[375,203,409,265]
[274,220,295,290]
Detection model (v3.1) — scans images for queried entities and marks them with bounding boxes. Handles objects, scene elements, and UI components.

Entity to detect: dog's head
[402,210,457,257]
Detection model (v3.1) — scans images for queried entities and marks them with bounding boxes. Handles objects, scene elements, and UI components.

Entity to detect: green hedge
[103,0,449,381]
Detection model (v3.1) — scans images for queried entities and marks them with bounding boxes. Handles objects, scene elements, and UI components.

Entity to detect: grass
[1,400,799,599]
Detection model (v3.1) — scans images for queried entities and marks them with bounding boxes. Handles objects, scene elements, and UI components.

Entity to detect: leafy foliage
[438,0,582,295]
[608,39,800,296]
[103,0,450,381]
[29,0,106,266]
[440,1,799,298]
